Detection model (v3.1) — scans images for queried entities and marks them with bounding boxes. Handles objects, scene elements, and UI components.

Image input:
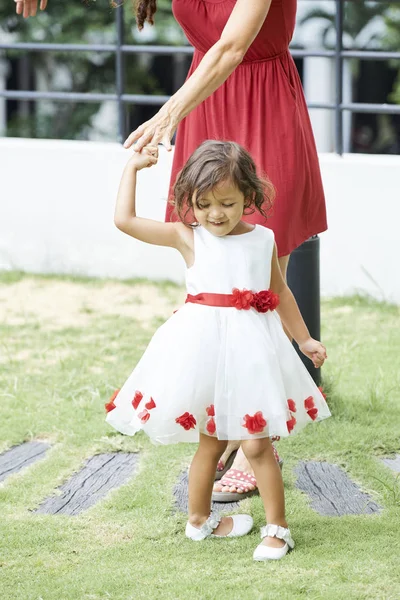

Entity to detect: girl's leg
[188,434,237,536]
[241,437,287,548]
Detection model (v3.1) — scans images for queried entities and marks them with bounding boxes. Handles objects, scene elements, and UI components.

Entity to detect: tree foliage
[0,0,183,140]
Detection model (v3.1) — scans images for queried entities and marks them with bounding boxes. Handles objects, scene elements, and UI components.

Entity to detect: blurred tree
[299,0,390,48]
[384,5,400,104]
[0,0,185,140]
[300,1,400,154]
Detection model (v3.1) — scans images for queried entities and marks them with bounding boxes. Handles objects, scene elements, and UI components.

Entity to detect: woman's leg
[241,437,287,548]
[213,254,291,495]
[188,433,238,536]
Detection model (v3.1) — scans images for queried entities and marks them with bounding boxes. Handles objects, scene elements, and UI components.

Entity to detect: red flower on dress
[251,290,280,313]
[138,409,150,423]
[232,288,254,310]
[287,415,297,433]
[304,396,318,420]
[206,404,215,417]
[318,386,327,400]
[132,391,143,410]
[105,389,120,413]
[307,408,318,420]
[145,397,156,410]
[304,396,314,410]
[287,399,297,413]
[242,411,267,434]
[176,412,197,431]
[206,417,216,435]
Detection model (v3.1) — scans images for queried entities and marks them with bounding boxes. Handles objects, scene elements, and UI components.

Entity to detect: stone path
[35,453,139,515]
[174,471,240,513]
[295,461,382,516]
[381,455,400,473]
[0,441,50,483]
[1,443,387,518]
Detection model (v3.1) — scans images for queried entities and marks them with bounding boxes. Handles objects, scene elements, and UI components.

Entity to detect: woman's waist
[193,47,289,65]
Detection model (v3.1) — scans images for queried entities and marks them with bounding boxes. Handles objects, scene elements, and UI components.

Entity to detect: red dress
[166,0,327,257]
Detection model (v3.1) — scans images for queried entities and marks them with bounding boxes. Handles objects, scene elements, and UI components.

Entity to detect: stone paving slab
[381,454,400,473]
[174,470,240,514]
[295,461,382,516]
[0,441,50,483]
[35,452,139,516]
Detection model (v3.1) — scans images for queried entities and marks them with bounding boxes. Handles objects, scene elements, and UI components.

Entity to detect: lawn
[1,272,399,600]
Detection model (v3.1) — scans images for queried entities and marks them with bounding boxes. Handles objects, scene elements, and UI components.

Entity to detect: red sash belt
[185,288,279,313]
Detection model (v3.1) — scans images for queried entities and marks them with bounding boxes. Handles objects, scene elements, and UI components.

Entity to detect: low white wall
[0,138,399,302]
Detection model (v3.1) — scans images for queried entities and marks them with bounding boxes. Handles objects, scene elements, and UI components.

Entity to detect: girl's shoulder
[255,224,275,241]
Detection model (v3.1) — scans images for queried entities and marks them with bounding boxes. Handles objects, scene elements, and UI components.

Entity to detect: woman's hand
[123,107,177,152]
[14,0,48,18]
[127,145,159,171]
[299,338,327,369]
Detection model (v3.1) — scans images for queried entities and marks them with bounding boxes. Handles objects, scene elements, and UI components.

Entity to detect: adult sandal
[215,449,238,480]
[212,445,283,503]
[185,510,253,541]
[212,469,259,502]
[253,524,295,561]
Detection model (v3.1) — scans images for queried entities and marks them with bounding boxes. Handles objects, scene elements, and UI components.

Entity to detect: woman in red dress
[17,0,327,502]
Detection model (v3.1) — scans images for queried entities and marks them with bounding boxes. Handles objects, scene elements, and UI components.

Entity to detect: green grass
[1,275,400,600]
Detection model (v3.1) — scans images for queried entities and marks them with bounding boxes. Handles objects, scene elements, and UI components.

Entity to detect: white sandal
[185,510,253,541]
[253,524,295,561]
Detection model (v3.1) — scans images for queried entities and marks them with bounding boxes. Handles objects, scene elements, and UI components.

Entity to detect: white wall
[0,138,399,302]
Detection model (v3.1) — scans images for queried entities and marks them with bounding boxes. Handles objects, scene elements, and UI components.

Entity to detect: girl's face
[193,180,246,236]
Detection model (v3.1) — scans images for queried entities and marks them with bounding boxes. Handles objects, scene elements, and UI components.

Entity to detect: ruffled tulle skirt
[106,304,331,444]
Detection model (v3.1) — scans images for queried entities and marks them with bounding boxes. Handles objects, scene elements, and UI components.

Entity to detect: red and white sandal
[215,449,238,480]
[212,445,283,503]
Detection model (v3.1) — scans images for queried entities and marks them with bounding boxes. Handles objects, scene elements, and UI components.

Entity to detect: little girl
[106,140,331,561]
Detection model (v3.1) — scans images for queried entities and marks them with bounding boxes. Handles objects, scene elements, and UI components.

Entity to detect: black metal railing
[1,0,400,152]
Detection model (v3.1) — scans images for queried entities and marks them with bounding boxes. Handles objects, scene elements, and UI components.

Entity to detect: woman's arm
[114,148,190,253]
[124,0,273,151]
[14,0,48,18]
[269,244,327,368]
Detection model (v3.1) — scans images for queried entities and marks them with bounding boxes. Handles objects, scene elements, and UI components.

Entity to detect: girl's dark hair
[135,0,157,30]
[172,140,275,225]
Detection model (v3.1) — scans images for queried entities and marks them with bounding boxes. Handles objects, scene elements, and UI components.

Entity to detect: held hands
[128,145,159,171]
[14,0,48,18]
[124,107,178,152]
[298,338,327,369]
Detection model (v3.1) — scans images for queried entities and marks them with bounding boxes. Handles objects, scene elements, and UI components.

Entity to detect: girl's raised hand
[298,339,327,369]
[129,145,159,170]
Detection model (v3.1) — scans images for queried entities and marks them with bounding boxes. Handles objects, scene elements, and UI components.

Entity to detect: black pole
[286,236,321,386]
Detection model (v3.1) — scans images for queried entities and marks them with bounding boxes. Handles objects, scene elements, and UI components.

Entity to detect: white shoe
[185,511,253,541]
[253,524,295,561]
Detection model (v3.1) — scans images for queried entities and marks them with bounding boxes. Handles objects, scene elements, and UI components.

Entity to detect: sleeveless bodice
[186,225,275,295]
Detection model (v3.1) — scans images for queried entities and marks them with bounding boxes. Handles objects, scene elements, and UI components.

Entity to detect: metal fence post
[115,3,125,144]
[286,236,321,386]
[335,0,344,155]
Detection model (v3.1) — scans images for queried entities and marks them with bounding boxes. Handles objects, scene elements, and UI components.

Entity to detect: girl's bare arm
[114,149,191,254]
[270,244,327,368]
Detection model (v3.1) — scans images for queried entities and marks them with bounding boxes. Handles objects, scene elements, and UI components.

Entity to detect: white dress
[106,225,331,444]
